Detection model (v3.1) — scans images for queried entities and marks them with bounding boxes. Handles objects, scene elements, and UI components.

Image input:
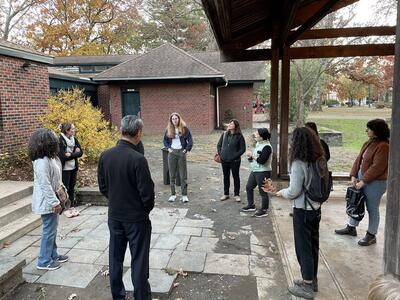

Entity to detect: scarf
[61,133,75,153]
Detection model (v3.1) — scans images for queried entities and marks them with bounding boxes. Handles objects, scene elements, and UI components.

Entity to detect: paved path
[271,186,386,300]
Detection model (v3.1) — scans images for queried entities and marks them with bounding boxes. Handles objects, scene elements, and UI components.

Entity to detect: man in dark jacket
[98,115,155,300]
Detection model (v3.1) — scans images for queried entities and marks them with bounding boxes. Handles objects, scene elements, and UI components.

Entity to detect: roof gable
[94,43,225,81]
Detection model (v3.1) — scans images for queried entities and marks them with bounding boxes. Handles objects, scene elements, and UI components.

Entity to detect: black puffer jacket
[217,132,246,162]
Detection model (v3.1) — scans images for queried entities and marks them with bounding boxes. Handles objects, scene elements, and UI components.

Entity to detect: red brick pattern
[0,55,49,154]
[219,84,254,129]
[96,82,253,135]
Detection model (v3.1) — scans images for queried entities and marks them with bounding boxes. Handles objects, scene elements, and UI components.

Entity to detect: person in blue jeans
[335,119,390,246]
[28,128,69,271]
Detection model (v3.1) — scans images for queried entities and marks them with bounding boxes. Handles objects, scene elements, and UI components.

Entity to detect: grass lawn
[307,119,368,150]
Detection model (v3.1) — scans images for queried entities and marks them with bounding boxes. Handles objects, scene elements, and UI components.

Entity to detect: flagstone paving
[1,205,285,298]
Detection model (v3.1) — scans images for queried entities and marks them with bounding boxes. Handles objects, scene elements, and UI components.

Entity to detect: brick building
[56,43,265,134]
[0,40,52,154]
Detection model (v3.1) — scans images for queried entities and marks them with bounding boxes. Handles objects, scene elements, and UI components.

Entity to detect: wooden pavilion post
[270,39,279,179]
[383,0,400,275]
[279,46,290,176]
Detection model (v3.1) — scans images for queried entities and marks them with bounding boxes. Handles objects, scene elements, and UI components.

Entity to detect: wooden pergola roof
[202,0,395,61]
[202,0,396,179]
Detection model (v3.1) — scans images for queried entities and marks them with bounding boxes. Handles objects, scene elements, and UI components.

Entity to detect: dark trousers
[293,208,321,281]
[246,171,271,210]
[168,149,188,195]
[108,218,152,300]
[62,168,78,206]
[221,160,241,196]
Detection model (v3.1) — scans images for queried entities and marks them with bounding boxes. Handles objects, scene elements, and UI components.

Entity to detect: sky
[351,0,396,25]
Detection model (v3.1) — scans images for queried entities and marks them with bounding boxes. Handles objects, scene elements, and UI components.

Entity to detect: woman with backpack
[275,127,325,299]
[335,119,390,246]
[217,119,246,202]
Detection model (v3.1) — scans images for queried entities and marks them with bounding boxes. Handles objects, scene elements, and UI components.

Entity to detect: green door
[121,91,140,117]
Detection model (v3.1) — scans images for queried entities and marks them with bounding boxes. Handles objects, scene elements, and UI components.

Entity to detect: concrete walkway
[271,185,386,300]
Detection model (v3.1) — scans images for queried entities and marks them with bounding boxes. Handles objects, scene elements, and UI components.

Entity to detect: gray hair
[121,115,143,137]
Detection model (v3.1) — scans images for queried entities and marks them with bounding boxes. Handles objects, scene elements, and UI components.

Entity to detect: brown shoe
[335,225,357,236]
[358,232,376,246]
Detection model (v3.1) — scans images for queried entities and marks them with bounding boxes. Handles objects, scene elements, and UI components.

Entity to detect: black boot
[358,231,376,246]
[335,225,357,236]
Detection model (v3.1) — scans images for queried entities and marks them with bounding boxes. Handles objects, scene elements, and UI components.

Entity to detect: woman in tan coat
[335,119,390,246]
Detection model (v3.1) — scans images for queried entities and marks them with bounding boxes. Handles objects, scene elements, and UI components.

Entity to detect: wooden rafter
[287,0,342,46]
[220,44,395,62]
[297,26,396,40]
[279,0,301,46]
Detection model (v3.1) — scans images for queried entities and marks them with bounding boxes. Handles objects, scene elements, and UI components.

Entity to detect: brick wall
[0,55,49,154]
[98,84,111,121]
[103,82,214,134]
[218,84,254,129]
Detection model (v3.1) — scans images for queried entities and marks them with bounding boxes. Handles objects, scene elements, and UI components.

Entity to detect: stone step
[0,256,26,300]
[0,182,33,209]
[0,214,41,250]
[0,196,32,228]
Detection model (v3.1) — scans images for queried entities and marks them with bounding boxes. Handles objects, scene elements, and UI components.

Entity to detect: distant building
[54,43,265,134]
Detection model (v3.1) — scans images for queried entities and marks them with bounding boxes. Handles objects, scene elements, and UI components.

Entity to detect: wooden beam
[220,44,394,62]
[297,26,396,40]
[270,42,279,179]
[289,44,395,59]
[287,0,341,46]
[279,0,301,46]
[384,0,400,276]
[279,47,290,176]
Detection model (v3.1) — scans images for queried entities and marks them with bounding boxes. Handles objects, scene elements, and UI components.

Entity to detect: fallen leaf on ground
[68,293,77,300]
[173,282,180,288]
[211,208,217,212]
[178,268,188,277]
[228,235,236,240]
[101,269,109,276]
[3,241,11,248]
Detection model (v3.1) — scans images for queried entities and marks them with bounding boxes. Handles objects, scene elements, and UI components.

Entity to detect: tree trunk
[296,83,304,127]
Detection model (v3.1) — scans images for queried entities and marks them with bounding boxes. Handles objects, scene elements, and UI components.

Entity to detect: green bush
[326,99,340,107]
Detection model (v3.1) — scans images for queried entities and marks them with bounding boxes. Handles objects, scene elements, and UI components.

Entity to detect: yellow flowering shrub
[41,88,118,161]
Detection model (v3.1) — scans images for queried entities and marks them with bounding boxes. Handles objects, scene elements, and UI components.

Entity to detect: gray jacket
[32,157,61,215]
[281,160,321,210]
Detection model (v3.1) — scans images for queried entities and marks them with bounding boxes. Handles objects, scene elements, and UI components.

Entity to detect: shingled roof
[0,39,53,64]
[93,43,225,82]
[191,52,265,82]
[53,54,134,66]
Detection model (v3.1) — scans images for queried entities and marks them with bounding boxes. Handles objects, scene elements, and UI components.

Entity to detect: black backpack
[304,156,332,208]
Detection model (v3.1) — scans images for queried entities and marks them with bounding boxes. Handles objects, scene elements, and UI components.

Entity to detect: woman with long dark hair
[163,112,193,203]
[59,122,83,208]
[217,119,246,202]
[275,127,325,299]
[335,119,390,246]
[242,128,272,217]
[29,128,69,271]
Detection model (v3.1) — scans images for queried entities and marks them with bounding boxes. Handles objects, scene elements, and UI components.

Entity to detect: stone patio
[0,205,281,298]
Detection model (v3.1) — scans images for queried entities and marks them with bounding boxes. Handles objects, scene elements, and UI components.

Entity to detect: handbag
[214,132,227,163]
[56,184,71,213]
[345,186,366,221]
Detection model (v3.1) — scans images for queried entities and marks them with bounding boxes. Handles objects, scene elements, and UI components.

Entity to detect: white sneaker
[220,195,229,201]
[234,196,241,202]
[168,195,176,202]
[182,196,189,203]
